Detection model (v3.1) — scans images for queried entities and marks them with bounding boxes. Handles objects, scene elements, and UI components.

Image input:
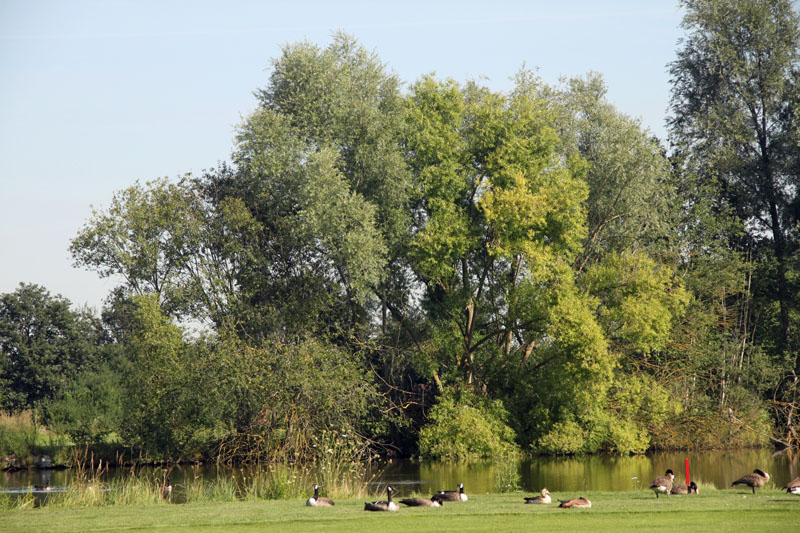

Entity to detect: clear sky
[0,0,685,311]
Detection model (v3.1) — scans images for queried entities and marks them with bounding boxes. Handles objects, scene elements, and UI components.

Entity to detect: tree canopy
[5,6,800,459]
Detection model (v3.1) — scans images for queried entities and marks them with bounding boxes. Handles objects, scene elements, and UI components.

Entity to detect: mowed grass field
[1,489,797,532]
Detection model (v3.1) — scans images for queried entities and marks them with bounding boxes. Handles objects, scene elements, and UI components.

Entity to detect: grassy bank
[1,489,797,532]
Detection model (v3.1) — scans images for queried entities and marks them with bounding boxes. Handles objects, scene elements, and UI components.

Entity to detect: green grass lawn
[1,489,797,532]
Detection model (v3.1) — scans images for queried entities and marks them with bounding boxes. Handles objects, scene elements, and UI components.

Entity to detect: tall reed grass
[0,411,107,468]
[494,460,521,493]
[1,422,380,510]
[0,411,45,462]
[0,460,381,510]
[308,428,379,499]
[183,466,238,503]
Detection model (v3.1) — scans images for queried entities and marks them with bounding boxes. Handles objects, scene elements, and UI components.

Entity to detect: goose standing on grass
[364,485,398,512]
[784,476,800,495]
[399,494,444,507]
[558,497,591,508]
[434,482,468,502]
[523,488,551,504]
[306,484,335,506]
[732,469,770,495]
[650,469,675,498]
[671,481,698,495]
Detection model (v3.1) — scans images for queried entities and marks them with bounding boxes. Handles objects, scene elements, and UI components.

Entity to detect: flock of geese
[648,468,800,499]
[307,482,470,512]
[306,470,800,512]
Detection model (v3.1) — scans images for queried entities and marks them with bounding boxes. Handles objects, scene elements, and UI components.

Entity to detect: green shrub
[42,365,122,445]
[606,418,650,454]
[418,388,518,460]
[118,296,228,461]
[212,337,377,464]
[536,418,585,454]
[535,372,679,455]
[537,411,651,455]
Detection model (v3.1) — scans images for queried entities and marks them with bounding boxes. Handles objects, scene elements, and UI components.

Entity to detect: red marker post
[685,458,690,485]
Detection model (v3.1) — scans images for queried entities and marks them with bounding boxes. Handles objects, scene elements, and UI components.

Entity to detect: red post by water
[685,458,690,484]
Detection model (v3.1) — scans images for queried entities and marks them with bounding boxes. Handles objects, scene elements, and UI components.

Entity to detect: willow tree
[541,72,676,269]
[669,0,800,446]
[70,177,257,330]
[215,32,411,340]
[669,0,800,352]
[404,76,617,449]
[229,112,388,338]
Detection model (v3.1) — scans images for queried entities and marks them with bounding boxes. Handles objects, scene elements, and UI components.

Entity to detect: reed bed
[0,459,381,509]
[0,411,40,458]
[0,410,71,465]
[1,426,381,510]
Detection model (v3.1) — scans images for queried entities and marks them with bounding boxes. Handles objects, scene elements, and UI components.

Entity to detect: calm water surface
[379,449,800,493]
[2,449,798,496]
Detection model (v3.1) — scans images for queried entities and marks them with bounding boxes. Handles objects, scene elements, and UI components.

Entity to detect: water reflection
[377,449,800,493]
[2,449,798,496]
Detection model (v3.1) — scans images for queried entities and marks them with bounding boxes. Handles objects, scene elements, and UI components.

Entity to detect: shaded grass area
[1,490,797,532]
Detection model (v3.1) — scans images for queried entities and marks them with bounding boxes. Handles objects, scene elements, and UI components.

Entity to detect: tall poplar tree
[669,0,800,352]
[669,0,800,446]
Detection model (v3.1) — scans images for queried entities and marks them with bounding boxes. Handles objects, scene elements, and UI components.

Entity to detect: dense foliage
[3,2,800,462]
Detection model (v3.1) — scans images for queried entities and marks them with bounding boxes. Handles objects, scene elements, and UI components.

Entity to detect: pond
[378,448,800,493]
[2,448,798,498]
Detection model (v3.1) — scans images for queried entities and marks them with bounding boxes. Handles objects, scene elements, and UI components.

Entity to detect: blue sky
[0,0,684,310]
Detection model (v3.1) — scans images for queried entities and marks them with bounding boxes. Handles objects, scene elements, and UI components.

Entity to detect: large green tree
[669,0,800,446]
[71,176,258,329]
[0,284,100,410]
[212,32,411,340]
[405,75,597,385]
[669,0,800,352]
[402,76,637,451]
[541,72,676,269]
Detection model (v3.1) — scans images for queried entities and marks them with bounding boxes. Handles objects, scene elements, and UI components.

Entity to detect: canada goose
[433,482,468,502]
[162,476,173,500]
[650,469,675,498]
[399,495,444,507]
[523,488,551,504]
[732,469,770,494]
[671,481,699,495]
[306,484,334,506]
[784,476,800,495]
[33,482,51,492]
[558,497,591,508]
[364,485,398,512]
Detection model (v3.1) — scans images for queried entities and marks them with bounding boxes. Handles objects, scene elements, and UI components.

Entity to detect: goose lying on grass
[433,482,467,502]
[523,488,551,504]
[399,495,444,507]
[306,484,334,507]
[671,481,698,495]
[558,497,591,508]
[784,476,800,495]
[364,485,398,512]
